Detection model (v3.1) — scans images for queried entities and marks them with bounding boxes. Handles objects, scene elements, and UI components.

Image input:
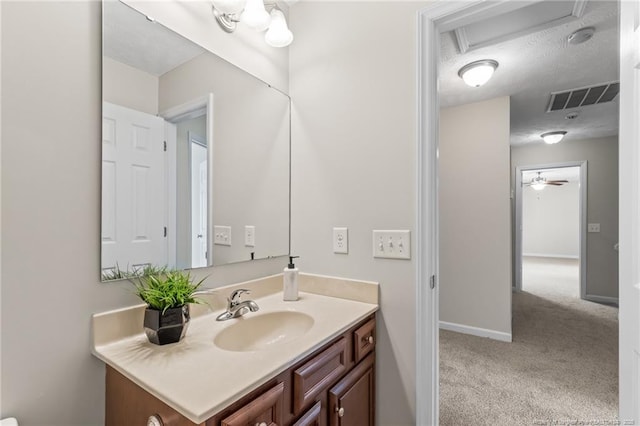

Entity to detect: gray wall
[0,1,287,424]
[159,53,290,266]
[511,136,619,299]
[438,97,513,336]
[289,2,426,424]
[102,57,158,115]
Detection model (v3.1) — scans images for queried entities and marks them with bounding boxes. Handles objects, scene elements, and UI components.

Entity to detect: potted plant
[131,269,207,345]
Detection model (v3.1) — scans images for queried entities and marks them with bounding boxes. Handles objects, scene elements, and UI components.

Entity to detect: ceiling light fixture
[458,59,499,87]
[531,182,546,191]
[568,27,595,45]
[541,131,567,144]
[211,0,293,47]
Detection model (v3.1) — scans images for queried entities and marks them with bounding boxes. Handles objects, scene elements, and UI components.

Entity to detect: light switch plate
[214,225,231,246]
[245,226,255,247]
[333,227,348,254]
[588,223,601,233]
[373,230,411,259]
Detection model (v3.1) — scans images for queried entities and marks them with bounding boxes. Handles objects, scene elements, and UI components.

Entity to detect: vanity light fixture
[211,0,293,47]
[458,59,499,87]
[541,131,567,144]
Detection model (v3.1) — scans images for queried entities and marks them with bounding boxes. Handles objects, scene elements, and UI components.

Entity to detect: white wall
[289,2,425,423]
[0,2,288,424]
[438,97,513,337]
[102,57,158,115]
[511,136,619,298]
[523,181,580,258]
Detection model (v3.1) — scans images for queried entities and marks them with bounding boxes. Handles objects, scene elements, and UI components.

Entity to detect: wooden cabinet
[328,353,374,426]
[221,382,284,426]
[105,315,375,426]
[292,402,322,426]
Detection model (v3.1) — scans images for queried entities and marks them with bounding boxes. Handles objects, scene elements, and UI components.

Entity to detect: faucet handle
[229,289,250,304]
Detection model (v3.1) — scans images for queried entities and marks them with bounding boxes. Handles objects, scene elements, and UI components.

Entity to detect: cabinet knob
[368,335,374,344]
[255,423,267,426]
[147,415,164,426]
[336,406,345,417]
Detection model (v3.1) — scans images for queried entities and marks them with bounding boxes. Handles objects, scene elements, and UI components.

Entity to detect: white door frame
[418,0,638,424]
[160,93,215,267]
[514,161,587,299]
[618,0,639,421]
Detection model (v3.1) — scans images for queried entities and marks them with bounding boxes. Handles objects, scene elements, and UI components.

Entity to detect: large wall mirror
[101,1,290,281]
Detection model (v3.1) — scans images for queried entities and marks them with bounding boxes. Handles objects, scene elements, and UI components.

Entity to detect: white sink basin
[213,311,314,352]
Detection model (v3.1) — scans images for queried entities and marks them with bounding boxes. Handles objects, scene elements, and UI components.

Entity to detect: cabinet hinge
[430,275,436,289]
[163,141,167,152]
[164,227,167,237]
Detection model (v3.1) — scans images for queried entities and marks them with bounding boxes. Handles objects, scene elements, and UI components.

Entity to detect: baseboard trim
[584,294,619,305]
[439,321,512,342]
[523,253,579,259]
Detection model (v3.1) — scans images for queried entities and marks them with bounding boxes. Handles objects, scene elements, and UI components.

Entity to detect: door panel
[102,102,166,275]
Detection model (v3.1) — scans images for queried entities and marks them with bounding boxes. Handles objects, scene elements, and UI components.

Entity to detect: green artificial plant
[131,269,206,314]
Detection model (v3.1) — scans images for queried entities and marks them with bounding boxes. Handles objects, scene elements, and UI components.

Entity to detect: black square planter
[143,305,190,345]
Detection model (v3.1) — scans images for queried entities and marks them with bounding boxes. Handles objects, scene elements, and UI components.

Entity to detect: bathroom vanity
[92,274,379,426]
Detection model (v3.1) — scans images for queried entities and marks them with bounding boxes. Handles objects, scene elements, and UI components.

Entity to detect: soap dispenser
[283,256,300,301]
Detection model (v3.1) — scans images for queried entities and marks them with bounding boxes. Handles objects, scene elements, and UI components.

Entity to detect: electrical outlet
[245,226,255,247]
[333,227,349,254]
[588,223,601,233]
[372,230,411,260]
[214,225,231,246]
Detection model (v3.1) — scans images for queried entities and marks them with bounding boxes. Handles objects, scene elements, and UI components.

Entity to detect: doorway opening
[515,163,587,300]
[416,1,627,424]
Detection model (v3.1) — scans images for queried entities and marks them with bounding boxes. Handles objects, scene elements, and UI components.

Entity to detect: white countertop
[91,274,378,424]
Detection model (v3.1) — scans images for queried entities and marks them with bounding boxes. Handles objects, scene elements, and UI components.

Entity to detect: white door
[619,0,640,422]
[102,102,167,275]
[189,133,207,268]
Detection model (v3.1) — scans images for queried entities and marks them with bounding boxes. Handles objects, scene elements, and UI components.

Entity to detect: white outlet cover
[587,223,601,233]
[333,227,348,254]
[244,225,255,247]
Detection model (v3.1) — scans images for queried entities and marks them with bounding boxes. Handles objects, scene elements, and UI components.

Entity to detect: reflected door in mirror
[101,102,167,276]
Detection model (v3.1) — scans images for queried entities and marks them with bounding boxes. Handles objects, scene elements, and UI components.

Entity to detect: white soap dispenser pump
[283,256,300,301]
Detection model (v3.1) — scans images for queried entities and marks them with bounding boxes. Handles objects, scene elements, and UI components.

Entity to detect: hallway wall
[512,136,619,299]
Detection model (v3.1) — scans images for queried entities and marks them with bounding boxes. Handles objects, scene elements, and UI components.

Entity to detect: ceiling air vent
[547,81,620,112]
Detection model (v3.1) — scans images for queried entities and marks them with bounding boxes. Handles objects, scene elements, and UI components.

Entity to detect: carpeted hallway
[439,257,618,425]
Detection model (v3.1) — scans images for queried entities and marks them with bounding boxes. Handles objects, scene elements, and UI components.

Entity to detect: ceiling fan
[524,172,568,191]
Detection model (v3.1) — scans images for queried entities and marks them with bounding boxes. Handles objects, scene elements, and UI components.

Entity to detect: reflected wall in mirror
[101,1,290,281]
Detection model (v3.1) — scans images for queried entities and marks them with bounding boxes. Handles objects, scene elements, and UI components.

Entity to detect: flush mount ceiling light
[211,0,293,47]
[458,59,499,87]
[568,27,595,45]
[541,131,567,144]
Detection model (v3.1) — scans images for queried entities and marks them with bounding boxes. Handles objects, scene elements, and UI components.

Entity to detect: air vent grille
[547,82,620,112]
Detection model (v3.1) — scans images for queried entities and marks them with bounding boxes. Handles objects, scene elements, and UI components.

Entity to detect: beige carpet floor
[439,257,619,425]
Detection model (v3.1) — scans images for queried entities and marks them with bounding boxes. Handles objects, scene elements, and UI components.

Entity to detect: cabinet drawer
[292,401,322,426]
[221,382,284,426]
[353,318,375,363]
[293,337,347,414]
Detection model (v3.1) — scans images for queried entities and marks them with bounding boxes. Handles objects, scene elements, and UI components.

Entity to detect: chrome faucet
[216,289,259,321]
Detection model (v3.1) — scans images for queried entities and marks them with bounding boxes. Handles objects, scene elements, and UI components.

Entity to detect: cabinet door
[221,382,284,426]
[292,401,322,426]
[328,354,374,426]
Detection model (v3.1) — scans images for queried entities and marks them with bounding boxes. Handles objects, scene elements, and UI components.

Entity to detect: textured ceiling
[439,0,619,146]
[103,1,204,77]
